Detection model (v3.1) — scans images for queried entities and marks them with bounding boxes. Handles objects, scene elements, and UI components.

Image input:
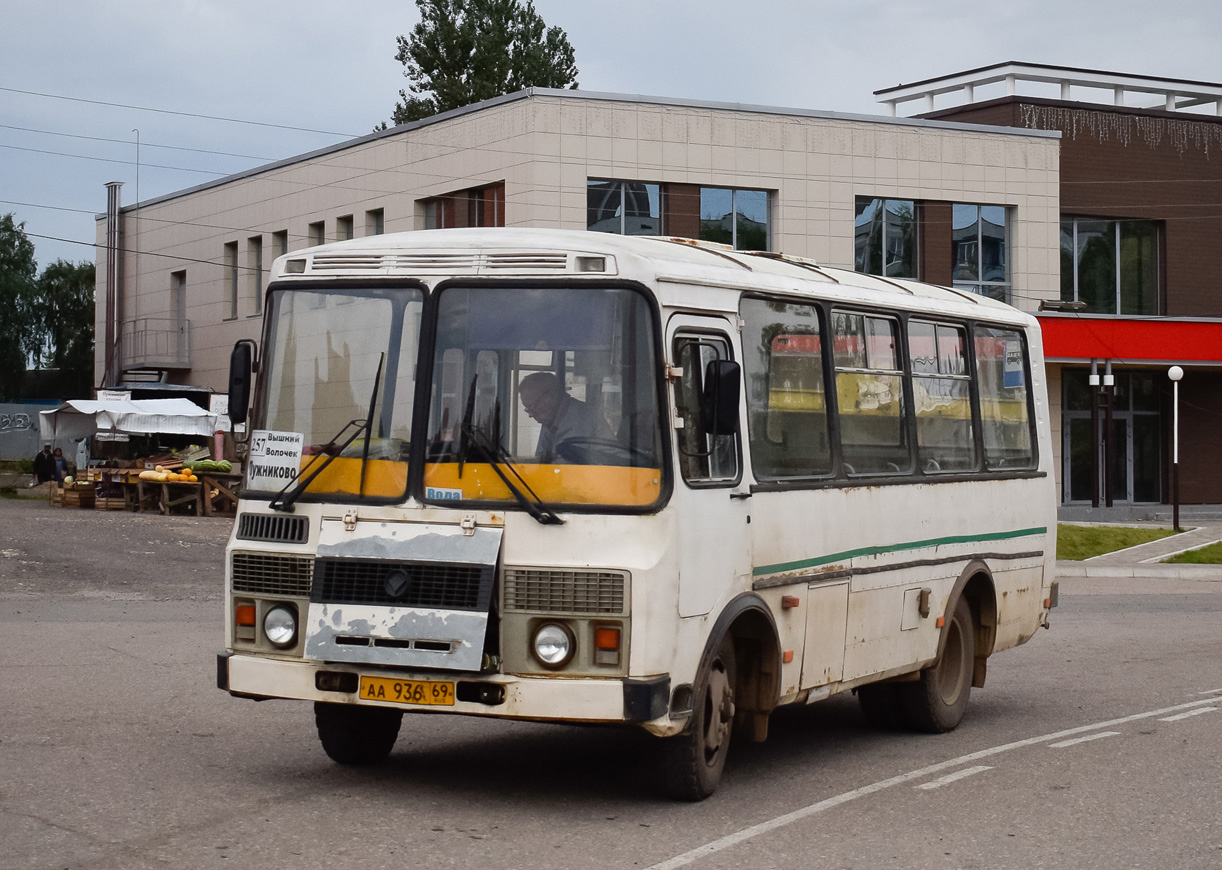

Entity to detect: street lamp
[1168,366,1183,532]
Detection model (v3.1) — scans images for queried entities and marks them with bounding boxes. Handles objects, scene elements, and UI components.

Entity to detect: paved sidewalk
[1056,504,1222,581]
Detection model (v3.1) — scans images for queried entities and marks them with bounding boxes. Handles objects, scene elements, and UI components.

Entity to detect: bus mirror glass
[228,340,254,425]
[701,360,741,436]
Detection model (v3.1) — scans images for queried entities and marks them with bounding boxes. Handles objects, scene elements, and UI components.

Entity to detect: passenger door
[668,316,751,617]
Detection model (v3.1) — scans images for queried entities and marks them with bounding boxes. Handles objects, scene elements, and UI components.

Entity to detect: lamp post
[1168,366,1183,532]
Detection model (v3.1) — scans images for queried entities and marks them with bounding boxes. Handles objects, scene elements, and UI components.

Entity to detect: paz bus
[217,228,1057,800]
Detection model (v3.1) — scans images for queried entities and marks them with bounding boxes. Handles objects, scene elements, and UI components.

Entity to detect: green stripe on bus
[751,527,1048,577]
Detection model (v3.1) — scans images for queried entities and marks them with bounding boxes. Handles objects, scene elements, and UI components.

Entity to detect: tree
[0,213,36,400]
[389,0,577,126]
[29,260,96,399]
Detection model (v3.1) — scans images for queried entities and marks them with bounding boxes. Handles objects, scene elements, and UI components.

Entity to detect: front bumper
[217,652,670,724]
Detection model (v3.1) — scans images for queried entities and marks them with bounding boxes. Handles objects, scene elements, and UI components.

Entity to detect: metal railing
[119,317,191,370]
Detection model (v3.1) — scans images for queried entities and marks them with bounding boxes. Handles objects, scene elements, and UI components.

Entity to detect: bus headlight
[263,605,298,648]
[532,622,574,669]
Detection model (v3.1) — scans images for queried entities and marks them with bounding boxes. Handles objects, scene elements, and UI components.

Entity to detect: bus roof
[270,227,1032,325]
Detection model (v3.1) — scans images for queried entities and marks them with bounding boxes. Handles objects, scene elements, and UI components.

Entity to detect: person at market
[52,447,69,483]
[517,372,612,464]
[33,444,55,484]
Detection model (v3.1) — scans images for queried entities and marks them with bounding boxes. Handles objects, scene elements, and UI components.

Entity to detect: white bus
[218,228,1057,800]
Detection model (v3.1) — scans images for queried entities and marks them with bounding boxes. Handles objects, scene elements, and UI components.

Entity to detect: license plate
[359,676,455,707]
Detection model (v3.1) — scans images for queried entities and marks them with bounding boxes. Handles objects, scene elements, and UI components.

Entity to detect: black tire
[662,636,737,801]
[857,682,904,730]
[314,702,403,766]
[901,597,975,733]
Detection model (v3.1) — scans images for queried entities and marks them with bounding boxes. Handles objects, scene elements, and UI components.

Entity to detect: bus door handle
[730,491,752,500]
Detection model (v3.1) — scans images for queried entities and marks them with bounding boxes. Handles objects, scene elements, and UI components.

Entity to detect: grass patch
[1164,541,1222,564]
[1057,524,1179,560]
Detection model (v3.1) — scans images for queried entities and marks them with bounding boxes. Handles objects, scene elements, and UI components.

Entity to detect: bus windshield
[423,285,663,509]
[254,286,423,501]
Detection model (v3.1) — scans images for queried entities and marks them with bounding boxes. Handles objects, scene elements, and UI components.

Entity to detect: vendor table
[199,472,243,517]
[133,479,202,515]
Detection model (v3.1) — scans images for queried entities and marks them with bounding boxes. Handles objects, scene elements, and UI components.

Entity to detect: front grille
[236,513,309,544]
[503,568,627,614]
[314,558,491,610]
[232,552,314,597]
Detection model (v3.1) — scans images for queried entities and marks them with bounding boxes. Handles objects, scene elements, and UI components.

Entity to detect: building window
[365,208,385,236]
[422,182,505,229]
[308,221,325,247]
[952,204,1010,302]
[271,230,288,260]
[223,241,238,321]
[336,215,354,241]
[170,270,186,329]
[699,187,768,251]
[246,235,263,316]
[855,197,917,278]
[587,180,662,235]
[1060,218,1160,315]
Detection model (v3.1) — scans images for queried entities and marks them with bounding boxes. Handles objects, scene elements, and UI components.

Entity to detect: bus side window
[740,297,832,479]
[973,326,1035,470]
[910,320,976,472]
[832,311,911,475]
[673,335,740,484]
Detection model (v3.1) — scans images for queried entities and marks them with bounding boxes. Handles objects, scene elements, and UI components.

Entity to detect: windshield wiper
[267,418,366,512]
[269,355,385,513]
[460,421,565,526]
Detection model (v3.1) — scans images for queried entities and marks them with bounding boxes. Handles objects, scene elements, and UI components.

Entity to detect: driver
[517,372,612,463]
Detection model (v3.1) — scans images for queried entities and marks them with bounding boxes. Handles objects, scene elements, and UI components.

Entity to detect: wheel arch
[674,592,781,741]
[944,559,998,688]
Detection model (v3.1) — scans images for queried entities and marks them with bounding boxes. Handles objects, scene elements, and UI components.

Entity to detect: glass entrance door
[1062,370,1162,504]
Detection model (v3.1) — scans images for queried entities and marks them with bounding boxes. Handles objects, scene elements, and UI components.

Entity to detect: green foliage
[390,0,578,125]
[1056,523,1179,561]
[0,214,96,400]
[1164,541,1222,564]
[30,259,96,399]
[0,214,36,400]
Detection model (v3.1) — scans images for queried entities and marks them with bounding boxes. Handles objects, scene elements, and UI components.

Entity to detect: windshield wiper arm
[358,353,386,497]
[270,360,386,512]
[267,419,367,512]
[461,424,565,526]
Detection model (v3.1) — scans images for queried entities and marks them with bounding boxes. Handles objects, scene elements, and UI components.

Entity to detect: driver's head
[518,372,564,428]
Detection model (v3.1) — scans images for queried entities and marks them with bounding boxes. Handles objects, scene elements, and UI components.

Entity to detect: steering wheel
[554,437,655,466]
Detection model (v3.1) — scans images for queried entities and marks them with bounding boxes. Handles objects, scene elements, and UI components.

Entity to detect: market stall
[38,398,239,516]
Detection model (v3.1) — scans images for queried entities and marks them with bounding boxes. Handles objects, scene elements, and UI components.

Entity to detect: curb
[1056,561,1222,580]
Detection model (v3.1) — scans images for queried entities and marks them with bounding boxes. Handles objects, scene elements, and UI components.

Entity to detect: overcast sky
[3,0,1220,269]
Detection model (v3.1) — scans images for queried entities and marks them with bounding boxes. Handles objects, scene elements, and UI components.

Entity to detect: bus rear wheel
[662,636,737,801]
[314,702,403,765]
[902,597,975,733]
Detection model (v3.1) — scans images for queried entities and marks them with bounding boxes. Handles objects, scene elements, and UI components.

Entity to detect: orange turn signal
[936,616,945,628]
[235,604,256,626]
[594,627,620,651]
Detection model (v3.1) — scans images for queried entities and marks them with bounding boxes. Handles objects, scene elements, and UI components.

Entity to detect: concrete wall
[95,90,1062,396]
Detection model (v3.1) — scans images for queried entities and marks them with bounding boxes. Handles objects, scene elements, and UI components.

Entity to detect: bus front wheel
[314,702,403,765]
[662,636,737,801]
[903,597,975,733]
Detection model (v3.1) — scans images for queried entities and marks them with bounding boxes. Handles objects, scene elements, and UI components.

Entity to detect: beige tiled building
[94,88,1061,394]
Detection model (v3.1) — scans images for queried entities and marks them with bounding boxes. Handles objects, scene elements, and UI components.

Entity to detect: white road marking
[1048,730,1121,748]
[914,765,992,790]
[1197,687,1222,696]
[1159,707,1217,722]
[643,695,1220,870]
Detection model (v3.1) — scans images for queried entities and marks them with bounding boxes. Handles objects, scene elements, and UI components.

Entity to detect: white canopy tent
[39,398,222,442]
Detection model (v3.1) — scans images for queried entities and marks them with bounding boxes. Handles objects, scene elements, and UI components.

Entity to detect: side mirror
[228,340,257,426]
[700,359,741,436]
